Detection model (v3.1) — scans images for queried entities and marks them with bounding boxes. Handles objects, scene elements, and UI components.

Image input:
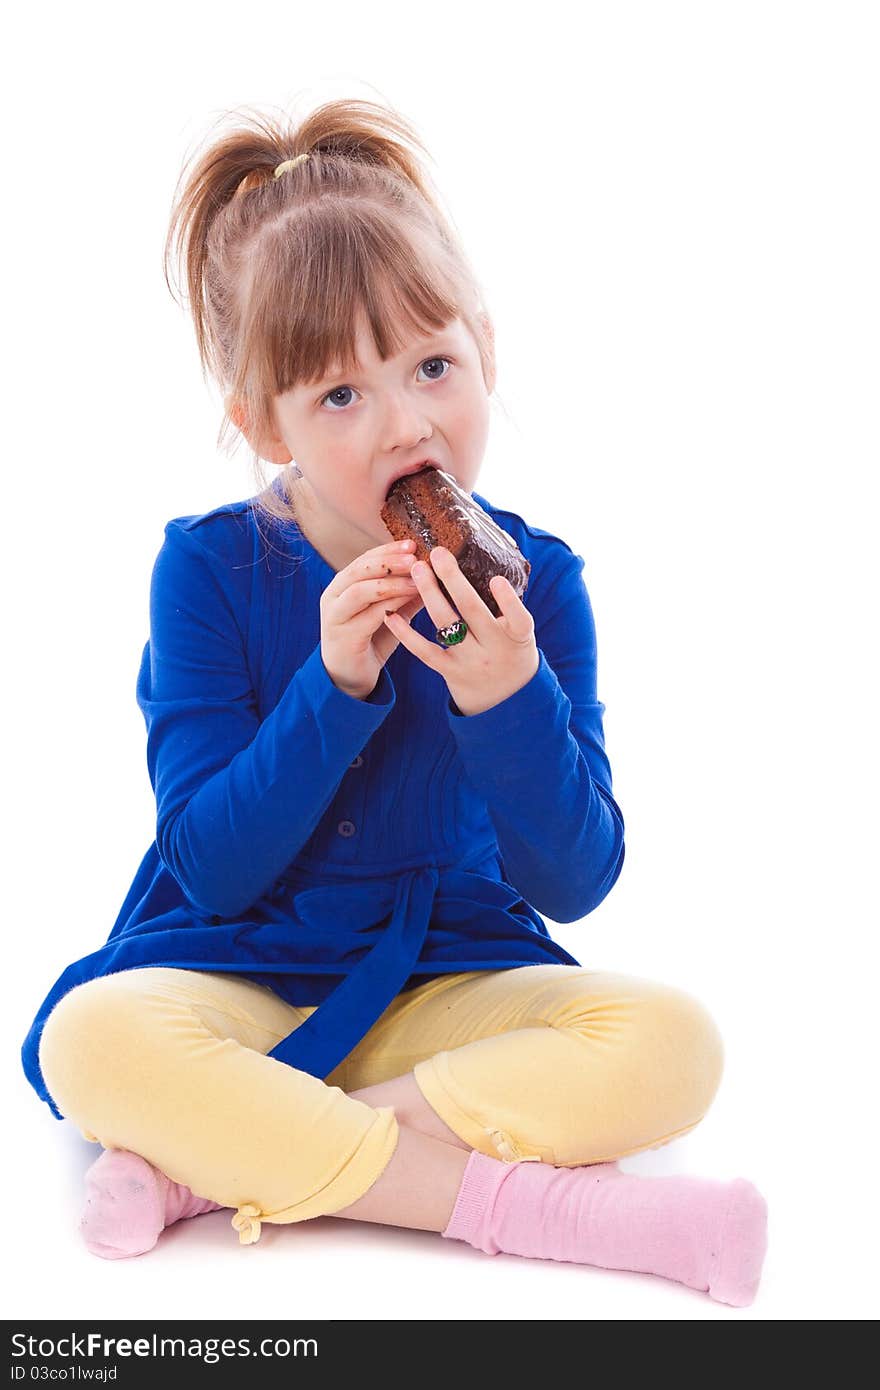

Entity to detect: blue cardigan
[22,484,626,1118]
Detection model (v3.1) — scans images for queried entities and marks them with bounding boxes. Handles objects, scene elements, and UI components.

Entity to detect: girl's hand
[320,540,426,700]
[383,546,539,716]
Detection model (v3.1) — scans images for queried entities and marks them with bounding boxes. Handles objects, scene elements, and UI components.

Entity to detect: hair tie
[273,153,310,179]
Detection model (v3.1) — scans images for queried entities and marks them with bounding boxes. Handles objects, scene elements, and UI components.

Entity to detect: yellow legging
[38,963,725,1243]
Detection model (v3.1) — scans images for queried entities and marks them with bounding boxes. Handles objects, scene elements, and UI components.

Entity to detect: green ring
[436,619,468,647]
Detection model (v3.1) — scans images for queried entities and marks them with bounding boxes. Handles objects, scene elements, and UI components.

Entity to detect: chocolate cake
[381,466,531,620]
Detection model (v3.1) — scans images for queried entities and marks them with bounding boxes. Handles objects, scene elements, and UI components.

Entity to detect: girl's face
[267,311,495,572]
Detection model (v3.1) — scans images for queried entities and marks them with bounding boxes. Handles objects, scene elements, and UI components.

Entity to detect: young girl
[22,97,767,1306]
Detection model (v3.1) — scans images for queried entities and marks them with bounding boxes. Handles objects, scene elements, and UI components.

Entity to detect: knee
[636,983,726,1120]
[562,974,726,1125]
[38,974,154,1125]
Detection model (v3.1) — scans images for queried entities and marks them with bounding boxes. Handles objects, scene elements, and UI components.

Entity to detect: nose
[380,394,433,455]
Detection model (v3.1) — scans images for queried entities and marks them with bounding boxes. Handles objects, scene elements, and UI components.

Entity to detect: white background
[4,0,877,1324]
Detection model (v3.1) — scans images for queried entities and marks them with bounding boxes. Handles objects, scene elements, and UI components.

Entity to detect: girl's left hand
[383,546,539,717]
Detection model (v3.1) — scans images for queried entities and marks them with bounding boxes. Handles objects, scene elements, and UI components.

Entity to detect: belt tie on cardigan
[266,864,440,1081]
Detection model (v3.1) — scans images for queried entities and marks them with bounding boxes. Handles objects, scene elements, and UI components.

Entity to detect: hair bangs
[255,215,466,407]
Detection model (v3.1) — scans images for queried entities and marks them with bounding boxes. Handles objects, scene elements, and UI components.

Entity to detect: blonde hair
[163,97,496,531]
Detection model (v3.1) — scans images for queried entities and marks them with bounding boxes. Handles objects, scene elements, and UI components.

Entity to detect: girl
[22,97,767,1306]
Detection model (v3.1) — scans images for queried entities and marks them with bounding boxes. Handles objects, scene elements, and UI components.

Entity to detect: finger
[398,594,426,621]
[374,590,421,616]
[370,592,422,659]
[334,572,420,625]
[372,590,425,653]
[370,539,416,557]
[326,542,415,599]
[488,574,535,640]
[382,607,444,670]
[409,554,462,630]
[425,547,494,628]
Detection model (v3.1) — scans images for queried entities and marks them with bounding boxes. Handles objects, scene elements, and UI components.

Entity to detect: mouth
[384,460,438,499]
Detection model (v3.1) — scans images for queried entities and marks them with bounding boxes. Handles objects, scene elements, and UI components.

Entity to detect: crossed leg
[333,1073,472,1229]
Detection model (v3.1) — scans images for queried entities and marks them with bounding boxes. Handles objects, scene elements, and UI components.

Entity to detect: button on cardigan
[22,483,626,1119]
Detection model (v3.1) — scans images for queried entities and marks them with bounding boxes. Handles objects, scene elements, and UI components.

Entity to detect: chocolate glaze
[380,466,531,620]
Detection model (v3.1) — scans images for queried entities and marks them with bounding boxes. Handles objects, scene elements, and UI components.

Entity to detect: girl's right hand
[320,540,425,700]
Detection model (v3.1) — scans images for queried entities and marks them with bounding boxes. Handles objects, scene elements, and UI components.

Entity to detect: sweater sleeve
[136,520,396,918]
[446,549,625,924]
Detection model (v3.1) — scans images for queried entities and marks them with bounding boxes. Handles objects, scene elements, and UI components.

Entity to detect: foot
[80,1148,225,1259]
[443,1151,769,1307]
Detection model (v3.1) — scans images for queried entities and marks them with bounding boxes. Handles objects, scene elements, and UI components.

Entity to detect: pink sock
[442,1151,768,1307]
[80,1148,225,1260]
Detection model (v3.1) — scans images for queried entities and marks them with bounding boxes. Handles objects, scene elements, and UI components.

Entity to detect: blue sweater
[22,483,625,1118]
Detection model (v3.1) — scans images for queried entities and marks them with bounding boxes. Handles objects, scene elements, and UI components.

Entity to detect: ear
[477,312,497,395]
[225,395,292,466]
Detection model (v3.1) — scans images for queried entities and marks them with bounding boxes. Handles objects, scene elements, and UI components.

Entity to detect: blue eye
[319,356,453,411]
